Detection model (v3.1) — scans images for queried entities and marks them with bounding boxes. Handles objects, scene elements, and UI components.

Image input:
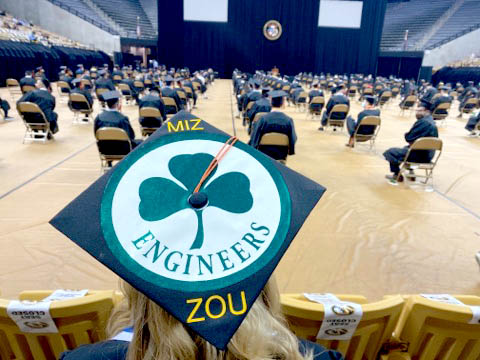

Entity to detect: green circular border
[101,132,291,292]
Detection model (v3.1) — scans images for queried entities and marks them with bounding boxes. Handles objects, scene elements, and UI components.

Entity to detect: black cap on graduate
[50,111,326,350]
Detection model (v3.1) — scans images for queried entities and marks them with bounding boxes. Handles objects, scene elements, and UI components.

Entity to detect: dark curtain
[432,67,480,86]
[158,0,387,77]
[376,55,423,80]
[0,40,111,86]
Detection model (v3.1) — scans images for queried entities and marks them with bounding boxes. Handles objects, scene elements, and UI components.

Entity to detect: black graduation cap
[164,75,174,82]
[77,64,83,67]
[102,90,121,102]
[419,99,435,111]
[268,90,288,98]
[364,95,376,105]
[98,70,107,76]
[49,111,326,350]
[175,77,184,82]
[60,66,67,70]
[72,78,82,85]
[36,66,43,71]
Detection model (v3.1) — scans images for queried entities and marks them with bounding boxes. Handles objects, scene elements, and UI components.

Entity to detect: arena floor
[0,79,479,301]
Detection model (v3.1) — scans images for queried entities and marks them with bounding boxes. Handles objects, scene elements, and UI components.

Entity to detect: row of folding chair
[281,293,480,360]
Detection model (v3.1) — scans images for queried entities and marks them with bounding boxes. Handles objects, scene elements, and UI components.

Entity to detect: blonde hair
[107,277,313,360]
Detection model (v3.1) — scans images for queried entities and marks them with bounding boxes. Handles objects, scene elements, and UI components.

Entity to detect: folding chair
[399,95,417,115]
[308,96,325,120]
[56,81,71,103]
[95,88,108,107]
[459,98,478,117]
[177,90,188,111]
[379,91,392,107]
[391,87,400,98]
[68,93,93,124]
[80,79,93,91]
[431,102,451,123]
[112,75,122,83]
[95,127,132,172]
[352,116,381,151]
[348,86,357,99]
[133,81,145,95]
[295,91,308,112]
[258,132,290,164]
[326,104,349,131]
[382,295,480,360]
[117,84,133,104]
[21,85,36,94]
[397,137,443,188]
[139,107,162,137]
[184,87,194,109]
[6,78,22,101]
[17,102,52,144]
[162,97,179,117]
[243,101,255,126]
[281,294,404,360]
[0,291,116,360]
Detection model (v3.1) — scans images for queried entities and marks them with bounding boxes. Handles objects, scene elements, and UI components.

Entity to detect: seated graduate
[308,82,324,112]
[318,86,350,131]
[0,96,12,120]
[120,76,140,104]
[173,78,188,108]
[182,76,198,108]
[95,70,116,96]
[75,64,84,76]
[18,79,59,134]
[420,84,438,104]
[20,70,36,88]
[431,86,453,115]
[59,68,74,92]
[249,90,297,160]
[69,78,94,112]
[345,95,380,148]
[465,107,480,136]
[458,81,476,102]
[246,87,272,133]
[383,100,439,185]
[161,75,183,114]
[458,85,479,115]
[94,90,142,148]
[138,89,166,128]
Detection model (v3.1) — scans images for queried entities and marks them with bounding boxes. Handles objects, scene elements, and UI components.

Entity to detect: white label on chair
[42,289,88,302]
[7,300,58,333]
[421,294,480,324]
[304,293,363,340]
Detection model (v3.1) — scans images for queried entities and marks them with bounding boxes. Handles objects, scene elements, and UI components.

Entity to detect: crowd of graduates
[233,69,480,185]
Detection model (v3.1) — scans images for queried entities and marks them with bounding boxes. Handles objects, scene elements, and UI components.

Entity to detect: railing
[45,0,119,35]
[426,23,480,49]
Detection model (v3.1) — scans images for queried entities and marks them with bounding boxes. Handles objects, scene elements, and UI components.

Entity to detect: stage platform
[0,80,479,300]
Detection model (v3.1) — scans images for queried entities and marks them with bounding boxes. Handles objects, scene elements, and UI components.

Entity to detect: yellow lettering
[190,119,204,131]
[205,295,227,319]
[186,298,205,323]
[184,120,190,130]
[167,121,184,132]
[228,291,247,316]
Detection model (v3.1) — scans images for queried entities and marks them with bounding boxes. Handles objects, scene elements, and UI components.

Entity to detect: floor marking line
[0,142,95,201]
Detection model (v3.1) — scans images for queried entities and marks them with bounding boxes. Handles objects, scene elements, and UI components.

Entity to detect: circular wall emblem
[101,132,291,292]
[263,20,282,41]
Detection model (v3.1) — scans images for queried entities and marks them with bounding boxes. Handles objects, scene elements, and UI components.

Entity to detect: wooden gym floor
[0,80,479,300]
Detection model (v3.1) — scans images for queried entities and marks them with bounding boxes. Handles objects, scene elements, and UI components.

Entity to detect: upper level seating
[381,0,456,50]
[426,0,480,49]
[139,0,158,33]
[90,0,156,39]
[47,0,118,35]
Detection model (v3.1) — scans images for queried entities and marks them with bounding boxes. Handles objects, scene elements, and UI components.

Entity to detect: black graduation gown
[321,94,350,125]
[383,115,439,174]
[161,87,182,114]
[59,339,343,360]
[138,94,166,127]
[19,76,36,88]
[94,110,141,153]
[242,90,262,110]
[69,88,93,110]
[247,98,272,123]
[432,95,452,114]
[249,111,297,159]
[347,108,381,136]
[59,75,74,92]
[465,112,480,132]
[18,89,58,133]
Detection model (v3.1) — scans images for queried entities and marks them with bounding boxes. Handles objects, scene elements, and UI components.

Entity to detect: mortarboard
[36,66,43,71]
[49,111,326,350]
[98,70,107,76]
[77,64,83,67]
[72,78,82,85]
[60,66,67,70]
[419,99,435,111]
[164,75,174,82]
[364,95,376,105]
[268,90,288,98]
[102,90,121,102]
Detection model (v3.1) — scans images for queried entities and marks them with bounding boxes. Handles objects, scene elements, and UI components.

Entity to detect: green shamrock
[138,153,253,250]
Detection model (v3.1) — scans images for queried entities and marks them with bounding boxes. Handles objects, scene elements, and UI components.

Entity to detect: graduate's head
[103,91,121,109]
[72,78,83,89]
[313,83,319,89]
[35,80,46,89]
[416,100,433,119]
[269,90,287,108]
[364,95,376,108]
[25,70,32,77]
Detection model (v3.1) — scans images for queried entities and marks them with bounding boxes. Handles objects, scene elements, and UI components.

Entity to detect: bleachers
[90,0,156,39]
[47,0,119,35]
[381,0,456,50]
[426,0,480,49]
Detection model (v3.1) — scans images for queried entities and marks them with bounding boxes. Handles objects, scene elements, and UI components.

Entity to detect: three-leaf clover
[138,153,253,250]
